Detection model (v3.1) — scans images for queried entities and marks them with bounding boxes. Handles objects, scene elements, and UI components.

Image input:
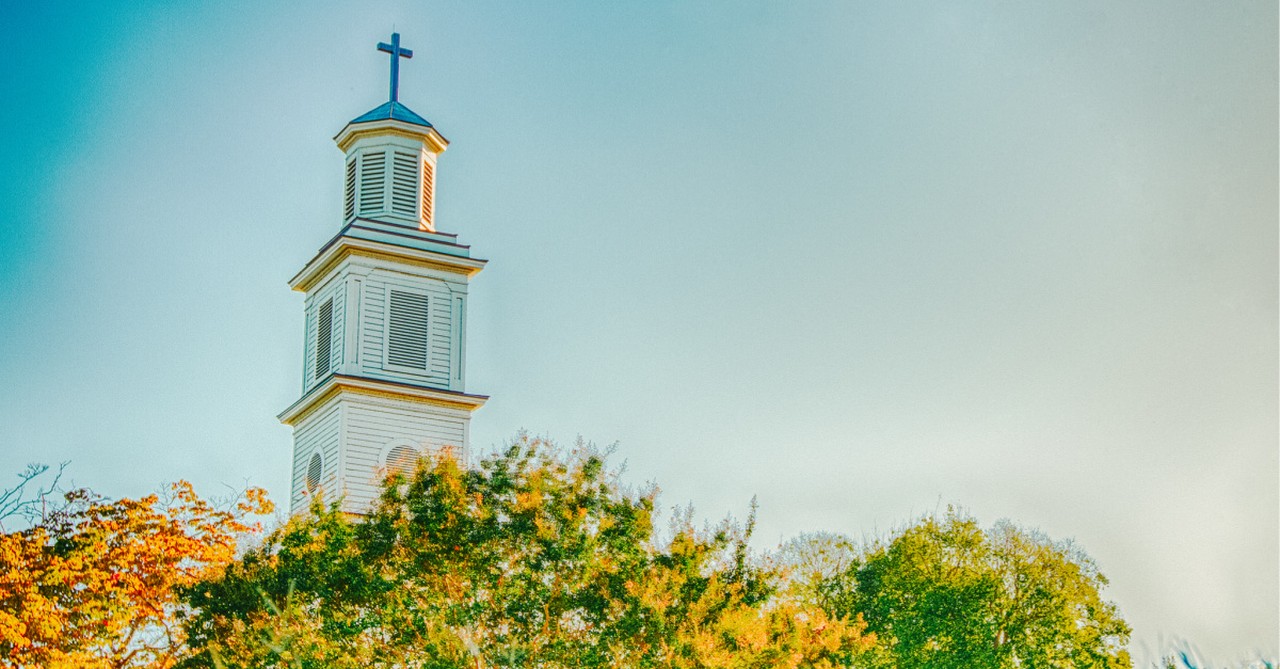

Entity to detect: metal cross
[377,32,414,102]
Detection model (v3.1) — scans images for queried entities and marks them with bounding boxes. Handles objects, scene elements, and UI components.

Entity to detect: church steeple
[334,32,446,232]
[279,32,487,515]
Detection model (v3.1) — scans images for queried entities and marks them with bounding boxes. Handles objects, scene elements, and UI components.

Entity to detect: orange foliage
[0,482,272,669]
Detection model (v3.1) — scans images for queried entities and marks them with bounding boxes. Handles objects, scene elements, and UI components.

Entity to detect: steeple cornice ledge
[290,234,487,292]
[334,119,449,154]
[279,374,489,426]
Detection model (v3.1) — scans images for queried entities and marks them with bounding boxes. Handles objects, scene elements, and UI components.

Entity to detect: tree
[789,509,1131,669]
[180,435,875,668]
[0,462,68,530]
[0,480,273,668]
[775,531,859,615]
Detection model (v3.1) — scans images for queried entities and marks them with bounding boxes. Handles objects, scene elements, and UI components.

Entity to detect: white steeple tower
[279,33,487,514]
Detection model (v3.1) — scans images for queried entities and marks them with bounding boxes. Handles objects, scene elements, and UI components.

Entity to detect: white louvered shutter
[359,151,386,214]
[386,445,420,476]
[387,290,429,370]
[343,158,356,219]
[315,298,333,379]
[306,453,322,494]
[421,158,435,231]
[391,151,418,217]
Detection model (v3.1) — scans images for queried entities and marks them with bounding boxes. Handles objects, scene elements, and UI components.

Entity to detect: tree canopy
[0,441,1141,668]
[180,436,874,668]
[0,480,272,668]
[783,509,1132,669]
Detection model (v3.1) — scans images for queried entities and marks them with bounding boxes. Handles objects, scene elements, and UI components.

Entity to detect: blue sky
[0,1,1275,663]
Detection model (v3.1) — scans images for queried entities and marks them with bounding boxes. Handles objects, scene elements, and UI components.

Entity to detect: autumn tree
[784,509,1132,669]
[180,435,875,668]
[0,478,273,669]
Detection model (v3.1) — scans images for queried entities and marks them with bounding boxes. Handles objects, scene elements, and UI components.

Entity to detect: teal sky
[1,1,1275,663]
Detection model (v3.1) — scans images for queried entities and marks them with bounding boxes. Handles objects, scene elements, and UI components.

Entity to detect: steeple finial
[377,32,414,102]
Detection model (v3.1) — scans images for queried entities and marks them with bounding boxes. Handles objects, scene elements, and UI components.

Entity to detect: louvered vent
[391,151,419,217]
[385,445,420,476]
[306,453,322,494]
[421,158,435,231]
[343,158,356,219]
[359,151,386,213]
[387,290,429,369]
[315,298,333,379]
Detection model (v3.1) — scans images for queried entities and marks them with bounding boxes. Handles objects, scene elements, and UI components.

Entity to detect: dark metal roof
[308,218,474,264]
[349,101,432,127]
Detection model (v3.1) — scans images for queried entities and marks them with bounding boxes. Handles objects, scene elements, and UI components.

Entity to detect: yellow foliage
[0,481,273,669]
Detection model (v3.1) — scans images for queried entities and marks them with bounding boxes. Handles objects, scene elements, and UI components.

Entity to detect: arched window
[386,444,420,476]
[306,453,323,494]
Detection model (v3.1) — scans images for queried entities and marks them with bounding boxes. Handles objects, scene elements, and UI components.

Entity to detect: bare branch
[0,461,69,530]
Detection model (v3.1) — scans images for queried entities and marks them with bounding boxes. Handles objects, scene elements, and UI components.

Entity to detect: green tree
[788,509,1131,669]
[179,435,874,668]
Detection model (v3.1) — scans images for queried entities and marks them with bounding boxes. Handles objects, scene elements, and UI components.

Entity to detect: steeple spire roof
[349,100,433,128]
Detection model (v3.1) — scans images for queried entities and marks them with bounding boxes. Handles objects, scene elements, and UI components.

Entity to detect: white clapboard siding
[330,287,345,376]
[341,397,467,512]
[358,269,454,389]
[290,401,342,513]
[452,295,465,385]
[429,291,451,380]
[303,279,346,391]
